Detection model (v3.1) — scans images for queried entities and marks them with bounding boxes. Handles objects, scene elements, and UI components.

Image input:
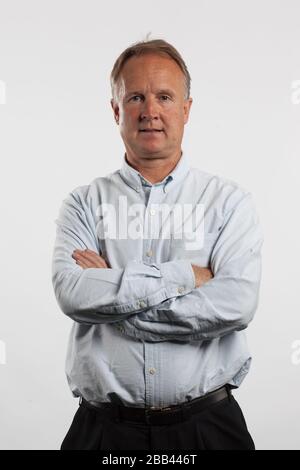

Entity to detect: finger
[85,249,99,255]
[75,259,89,269]
[74,248,99,256]
[74,249,107,268]
[74,254,90,266]
[73,249,99,260]
[74,252,97,268]
[73,251,107,269]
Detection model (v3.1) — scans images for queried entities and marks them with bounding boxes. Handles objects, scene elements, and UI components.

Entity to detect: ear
[183,97,193,124]
[111,98,120,124]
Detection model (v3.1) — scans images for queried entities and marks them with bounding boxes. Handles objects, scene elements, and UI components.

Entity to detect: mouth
[139,129,164,133]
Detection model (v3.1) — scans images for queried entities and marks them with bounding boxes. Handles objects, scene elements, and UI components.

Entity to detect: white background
[0,0,300,450]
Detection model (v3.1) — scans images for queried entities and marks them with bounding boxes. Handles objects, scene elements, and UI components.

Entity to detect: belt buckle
[147,405,173,413]
[145,405,173,424]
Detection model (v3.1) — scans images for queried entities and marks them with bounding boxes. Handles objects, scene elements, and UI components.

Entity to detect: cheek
[119,105,133,123]
[124,111,139,129]
[166,107,183,124]
[120,119,133,135]
[166,115,184,133]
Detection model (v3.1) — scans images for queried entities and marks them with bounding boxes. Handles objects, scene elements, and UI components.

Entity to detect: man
[52,38,263,450]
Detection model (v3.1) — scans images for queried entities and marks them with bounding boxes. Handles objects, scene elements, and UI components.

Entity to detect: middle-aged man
[52,38,263,450]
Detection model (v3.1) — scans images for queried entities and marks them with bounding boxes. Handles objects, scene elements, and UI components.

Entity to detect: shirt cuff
[160,259,196,297]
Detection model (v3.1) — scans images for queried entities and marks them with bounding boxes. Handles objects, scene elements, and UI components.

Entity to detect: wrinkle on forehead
[115,54,186,102]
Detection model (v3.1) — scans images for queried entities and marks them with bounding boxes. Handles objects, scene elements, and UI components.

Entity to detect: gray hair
[110,36,191,102]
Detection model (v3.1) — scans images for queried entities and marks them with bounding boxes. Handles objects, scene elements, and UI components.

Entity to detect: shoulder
[62,169,120,212]
[189,167,253,215]
[68,168,118,197]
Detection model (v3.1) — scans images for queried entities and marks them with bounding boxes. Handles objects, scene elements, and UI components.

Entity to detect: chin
[141,145,164,153]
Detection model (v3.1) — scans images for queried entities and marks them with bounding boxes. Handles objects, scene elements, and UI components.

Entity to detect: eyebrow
[125,89,175,98]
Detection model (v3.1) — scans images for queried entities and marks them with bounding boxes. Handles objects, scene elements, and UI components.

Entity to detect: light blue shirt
[52,151,263,408]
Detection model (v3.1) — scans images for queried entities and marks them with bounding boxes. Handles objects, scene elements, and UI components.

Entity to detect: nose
[140,97,159,122]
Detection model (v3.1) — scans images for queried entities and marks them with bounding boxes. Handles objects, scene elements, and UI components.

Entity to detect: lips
[139,129,163,132]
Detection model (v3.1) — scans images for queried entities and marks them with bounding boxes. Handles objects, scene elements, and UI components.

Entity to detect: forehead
[119,53,184,92]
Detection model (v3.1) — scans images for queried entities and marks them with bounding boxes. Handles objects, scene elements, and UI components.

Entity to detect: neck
[125,150,182,184]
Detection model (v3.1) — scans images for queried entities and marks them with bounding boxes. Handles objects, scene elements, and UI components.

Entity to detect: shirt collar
[118,150,190,194]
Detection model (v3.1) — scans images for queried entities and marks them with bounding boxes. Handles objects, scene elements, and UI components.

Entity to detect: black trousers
[61,393,255,450]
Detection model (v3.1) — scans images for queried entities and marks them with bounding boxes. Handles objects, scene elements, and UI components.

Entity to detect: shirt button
[138,300,147,308]
[149,368,156,375]
[149,209,156,216]
[146,250,153,257]
[177,286,185,294]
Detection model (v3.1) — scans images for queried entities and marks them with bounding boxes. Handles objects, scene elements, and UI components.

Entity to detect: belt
[80,385,232,426]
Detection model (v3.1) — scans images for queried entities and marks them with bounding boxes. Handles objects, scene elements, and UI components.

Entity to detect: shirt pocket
[169,231,220,267]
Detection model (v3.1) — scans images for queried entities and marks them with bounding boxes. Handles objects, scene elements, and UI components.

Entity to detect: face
[111,53,193,163]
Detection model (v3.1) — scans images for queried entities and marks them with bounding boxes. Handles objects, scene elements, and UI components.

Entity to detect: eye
[160,95,170,101]
[130,95,142,102]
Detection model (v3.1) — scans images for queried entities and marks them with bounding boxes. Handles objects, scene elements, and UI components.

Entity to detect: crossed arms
[72,249,213,288]
[52,187,263,342]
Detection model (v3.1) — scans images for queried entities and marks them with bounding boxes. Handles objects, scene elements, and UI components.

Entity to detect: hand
[191,264,214,288]
[72,249,109,269]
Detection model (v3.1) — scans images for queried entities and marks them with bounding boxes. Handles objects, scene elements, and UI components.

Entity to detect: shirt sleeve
[51,187,195,324]
[117,192,264,342]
